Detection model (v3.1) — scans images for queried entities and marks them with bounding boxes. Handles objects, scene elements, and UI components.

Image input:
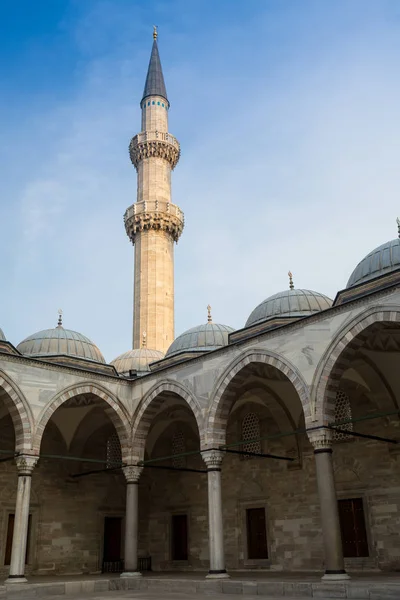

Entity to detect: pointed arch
[131,379,204,461]
[0,369,33,452]
[311,306,400,425]
[33,382,131,460]
[205,348,310,447]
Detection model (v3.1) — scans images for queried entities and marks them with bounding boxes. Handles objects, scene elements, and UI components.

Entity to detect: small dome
[166,322,235,358]
[246,288,332,327]
[110,348,164,375]
[0,328,5,341]
[17,324,105,363]
[347,238,400,288]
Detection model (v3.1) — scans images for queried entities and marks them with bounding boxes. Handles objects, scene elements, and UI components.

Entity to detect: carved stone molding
[129,132,180,170]
[202,449,224,469]
[124,201,184,244]
[308,428,333,451]
[15,454,39,475]
[122,465,143,484]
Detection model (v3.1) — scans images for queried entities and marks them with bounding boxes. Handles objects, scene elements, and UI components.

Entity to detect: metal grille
[171,430,186,469]
[241,412,261,459]
[106,432,122,468]
[333,390,353,441]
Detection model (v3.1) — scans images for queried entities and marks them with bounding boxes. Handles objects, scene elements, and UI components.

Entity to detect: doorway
[171,514,188,561]
[338,498,369,557]
[4,514,32,566]
[102,516,122,572]
[246,507,268,559]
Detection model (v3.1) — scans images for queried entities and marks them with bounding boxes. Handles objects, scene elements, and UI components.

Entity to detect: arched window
[333,390,353,442]
[171,430,186,469]
[106,432,122,469]
[241,412,261,459]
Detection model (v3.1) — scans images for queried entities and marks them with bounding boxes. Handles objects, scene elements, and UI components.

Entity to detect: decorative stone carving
[202,449,224,469]
[124,200,184,244]
[122,465,143,484]
[129,132,180,170]
[308,428,333,451]
[15,454,39,475]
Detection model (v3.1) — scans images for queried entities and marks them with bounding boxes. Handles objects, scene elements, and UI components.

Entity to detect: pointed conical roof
[141,39,168,105]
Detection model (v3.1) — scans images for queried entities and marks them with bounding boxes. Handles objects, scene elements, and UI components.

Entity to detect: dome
[17,322,105,363]
[110,348,164,375]
[347,238,400,288]
[246,288,332,328]
[0,328,5,341]
[166,322,235,358]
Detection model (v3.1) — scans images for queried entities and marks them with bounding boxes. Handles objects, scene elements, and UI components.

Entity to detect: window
[171,514,188,560]
[152,101,155,105]
[106,432,122,469]
[241,412,261,459]
[157,101,160,105]
[246,508,268,559]
[4,514,32,565]
[338,498,369,557]
[171,430,186,469]
[147,101,150,106]
[333,390,353,441]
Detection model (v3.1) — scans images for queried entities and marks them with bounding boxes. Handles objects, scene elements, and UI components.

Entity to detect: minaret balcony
[129,131,180,170]
[124,200,184,244]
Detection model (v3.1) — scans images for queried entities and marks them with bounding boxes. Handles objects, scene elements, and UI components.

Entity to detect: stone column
[310,430,349,580]
[202,450,229,579]
[6,455,39,584]
[121,465,143,578]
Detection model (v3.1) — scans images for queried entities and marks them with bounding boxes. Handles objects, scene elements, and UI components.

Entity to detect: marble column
[310,430,350,580]
[120,465,143,577]
[6,455,39,584]
[202,450,229,579]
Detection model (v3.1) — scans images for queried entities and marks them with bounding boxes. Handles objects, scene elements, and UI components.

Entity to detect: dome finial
[207,304,212,323]
[397,217,400,239]
[142,331,147,348]
[288,271,294,290]
[57,308,63,328]
[153,25,158,40]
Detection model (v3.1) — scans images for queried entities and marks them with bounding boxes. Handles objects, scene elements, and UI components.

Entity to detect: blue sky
[1,0,400,361]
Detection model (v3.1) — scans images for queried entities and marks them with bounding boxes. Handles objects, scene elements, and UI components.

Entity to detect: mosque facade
[1,30,400,584]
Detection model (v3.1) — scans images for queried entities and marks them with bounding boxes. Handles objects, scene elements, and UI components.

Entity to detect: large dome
[347,238,400,288]
[111,348,164,375]
[17,323,105,363]
[246,288,332,328]
[166,322,235,358]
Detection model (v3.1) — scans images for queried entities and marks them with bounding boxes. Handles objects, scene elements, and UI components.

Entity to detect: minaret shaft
[124,35,183,355]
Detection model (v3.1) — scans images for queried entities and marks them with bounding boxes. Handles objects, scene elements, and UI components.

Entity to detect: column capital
[122,465,143,484]
[202,449,224,470]
[308,428,333,452]
[15,454,39,476]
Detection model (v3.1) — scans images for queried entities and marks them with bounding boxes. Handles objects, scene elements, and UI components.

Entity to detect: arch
[0,369,33,452]
[312,306,400,425]
[33,382,131,460]
[131,379,204,461]
[205,349,310,447]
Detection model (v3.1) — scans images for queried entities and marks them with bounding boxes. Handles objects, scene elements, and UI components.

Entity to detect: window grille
[241,412,261,459]
[171,430,186,469]
[106,432,122,468]
[333,390,353,441]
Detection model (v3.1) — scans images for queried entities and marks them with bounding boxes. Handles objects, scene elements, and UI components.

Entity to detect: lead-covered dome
[246,279,332,328]
[347,235,400,288]
[17,319,105,363]
[166,314,234,358]
[111,348,164,375]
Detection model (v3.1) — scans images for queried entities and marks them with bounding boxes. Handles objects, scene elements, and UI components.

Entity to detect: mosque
[1,29,400,585]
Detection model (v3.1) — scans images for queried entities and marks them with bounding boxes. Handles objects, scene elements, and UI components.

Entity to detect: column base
[5,576,28,584]
[120,571,142,578]
[322,570,350,581]
[206,570,230,579]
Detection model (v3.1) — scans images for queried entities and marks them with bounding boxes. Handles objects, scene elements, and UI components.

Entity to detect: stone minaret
[124,29,184,354]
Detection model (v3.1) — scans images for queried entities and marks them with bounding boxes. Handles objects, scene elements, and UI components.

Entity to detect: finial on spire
[207,305,212,323]
[57,308,63,327]
[288,271,294,290]
[153,25,158,40]
[142,331,147,348]
[397,217,400,239]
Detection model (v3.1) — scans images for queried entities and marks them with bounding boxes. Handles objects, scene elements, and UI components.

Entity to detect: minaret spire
[124,32,184,354]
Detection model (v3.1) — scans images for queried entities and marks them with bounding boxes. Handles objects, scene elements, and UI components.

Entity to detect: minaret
[124,28,184,354]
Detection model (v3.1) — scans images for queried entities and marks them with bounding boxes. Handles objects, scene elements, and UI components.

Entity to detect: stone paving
[0,594,340,600]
